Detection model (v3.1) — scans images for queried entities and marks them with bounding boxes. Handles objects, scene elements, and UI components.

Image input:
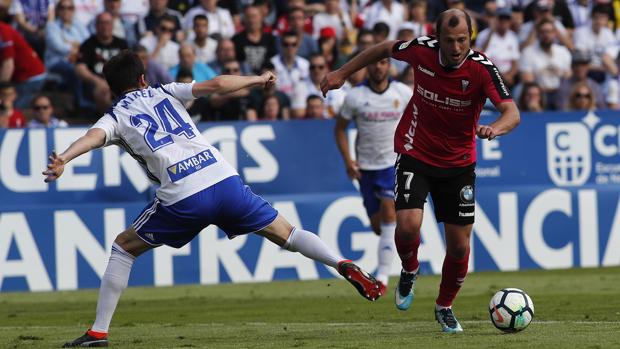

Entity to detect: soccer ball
[489,288,534,333]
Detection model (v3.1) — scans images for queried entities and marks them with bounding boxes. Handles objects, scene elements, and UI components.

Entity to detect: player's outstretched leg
[257,215,381,301]
[63,228,152,347]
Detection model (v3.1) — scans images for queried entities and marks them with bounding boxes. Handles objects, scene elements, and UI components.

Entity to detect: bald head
[436,9,472,39]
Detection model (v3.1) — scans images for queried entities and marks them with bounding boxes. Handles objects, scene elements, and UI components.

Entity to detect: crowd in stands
[1,0,620,128]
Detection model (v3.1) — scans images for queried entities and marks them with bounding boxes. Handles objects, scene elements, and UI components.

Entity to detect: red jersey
[391,36,512,168]
[0,22,45,83]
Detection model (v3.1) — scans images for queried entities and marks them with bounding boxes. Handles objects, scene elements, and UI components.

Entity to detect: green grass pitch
[1,267,619,348]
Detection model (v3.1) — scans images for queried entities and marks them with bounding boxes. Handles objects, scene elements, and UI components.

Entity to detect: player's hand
[261,71,277,89]
[320,72,345,97]
[42,151,66,183]
[477,124,497,140]
[346,160,361,180]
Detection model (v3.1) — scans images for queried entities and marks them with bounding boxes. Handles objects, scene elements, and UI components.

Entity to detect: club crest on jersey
[394,99,399,109]
[167,149,217,182]
[461,79,470,91]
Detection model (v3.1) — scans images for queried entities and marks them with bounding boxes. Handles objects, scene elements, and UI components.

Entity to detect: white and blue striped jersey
[91,82,238,205]
[339,81,412,170]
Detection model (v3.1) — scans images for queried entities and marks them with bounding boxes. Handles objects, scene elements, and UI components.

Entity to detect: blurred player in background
[334,57,412,295]
[322,9,520,333]
[44,50,382,347]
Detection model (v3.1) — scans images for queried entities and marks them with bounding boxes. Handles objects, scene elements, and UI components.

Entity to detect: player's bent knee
[113,228,152,257]
[256,214,293,246]
[447,243,470,259]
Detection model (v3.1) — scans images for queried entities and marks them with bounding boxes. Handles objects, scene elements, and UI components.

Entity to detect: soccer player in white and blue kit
[43,51,382,348]
[334,58,412,296]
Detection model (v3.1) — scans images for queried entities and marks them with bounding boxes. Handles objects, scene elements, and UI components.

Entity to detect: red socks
[436,249,470,307]
[394,232,421,273]
[87,329,108,339]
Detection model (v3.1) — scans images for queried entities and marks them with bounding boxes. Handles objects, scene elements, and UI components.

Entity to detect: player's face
[367,58,390,84]
[439,19,470,67]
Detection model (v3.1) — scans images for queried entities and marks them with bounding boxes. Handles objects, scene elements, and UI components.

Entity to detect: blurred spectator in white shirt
[271,31,309,119]
[187,14,217,64]
[139,14,180,69]
[183,0,235,40]
[312,0,352,43]
[573,4,618,83]
[519,18,572,109]
[407,0,434,38]
[519,0,573,50]
[361,0,405,40]
[475,7,520,87]
[73,0,103,27]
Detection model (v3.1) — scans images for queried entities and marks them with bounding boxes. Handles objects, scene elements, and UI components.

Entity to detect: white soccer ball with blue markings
[489,288,534,333]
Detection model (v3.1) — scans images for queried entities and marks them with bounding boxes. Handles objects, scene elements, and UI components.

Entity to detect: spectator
[247,62,291,121]
[361,0,405,40]
[45,0,89,96]
[398,65,414,89]
[0,82,26,127]
[519,0,573,50]
[568,0,592,29]
[312,0,352,42]
[518,82,546,112]
[371,22,390,43]
[568,82,596,110]
[169,44,217,82]
[475,7,520,87]
[305,94,325,119]
[354,29,374,53]
[75,12,128,112]
[205,60,252,121]
[89,0,138,48]
[319,27,345,69]
[298,54,346,118]
[390,23,417,76]
[208,39,251,75]
[28,95,68,127]
[135,0,183,40]
[182,0,235,40]
[519,18,572,109]
[0,21,46,109]
[134,45,172,86]
[139,15,180,70]
[275,7,317,59]
[261,94,282,120]
[271,31,309,118]
[407,0,434,37]
[573,4,618,83]
[187,14,217,64]
[73,0,103,27]
[233,4,277,74]
[556,50,606,110]
[8,0,54,58]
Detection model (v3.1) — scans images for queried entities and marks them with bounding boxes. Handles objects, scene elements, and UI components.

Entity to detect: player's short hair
[103,50,145,96]
[436,9,472,38]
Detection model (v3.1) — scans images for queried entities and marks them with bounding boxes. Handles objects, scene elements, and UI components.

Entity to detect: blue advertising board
[0,111,619,292]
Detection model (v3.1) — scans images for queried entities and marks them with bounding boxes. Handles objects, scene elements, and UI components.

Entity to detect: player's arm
[42,128,106,183]
[321,40,398,96]
[192,71,276,97]
[477,101,520,140]
[334,117,360,179]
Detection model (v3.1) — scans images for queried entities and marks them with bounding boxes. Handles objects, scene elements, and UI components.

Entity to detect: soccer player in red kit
[321,9,520,333]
